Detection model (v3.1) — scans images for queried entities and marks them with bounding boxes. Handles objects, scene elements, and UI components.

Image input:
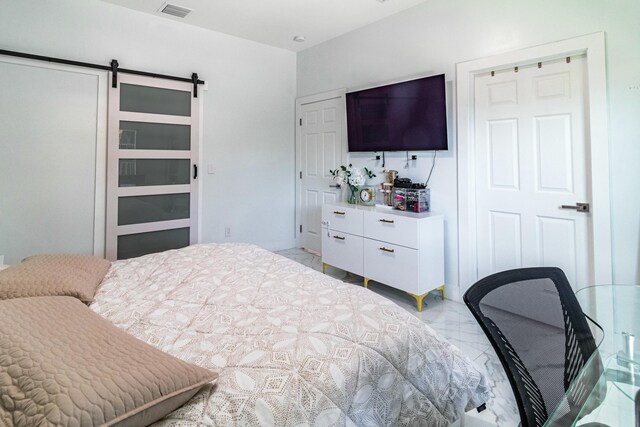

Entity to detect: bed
[90,243,489,426]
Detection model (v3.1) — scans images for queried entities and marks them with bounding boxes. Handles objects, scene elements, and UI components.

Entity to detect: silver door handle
[329,184,341,188]
[560,203,590,213]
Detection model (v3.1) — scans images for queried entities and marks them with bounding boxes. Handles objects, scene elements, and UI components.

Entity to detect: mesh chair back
[464,267,599,427]
[636,390,640,427]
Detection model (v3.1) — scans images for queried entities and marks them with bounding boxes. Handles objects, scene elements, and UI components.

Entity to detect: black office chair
[636,391,640,427]
[464,267,606,427]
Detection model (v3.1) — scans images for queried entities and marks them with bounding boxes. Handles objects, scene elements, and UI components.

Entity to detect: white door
[474,56,593,288]
[0,59,106,264]
[297,93,346,254]
[106,74,199,260]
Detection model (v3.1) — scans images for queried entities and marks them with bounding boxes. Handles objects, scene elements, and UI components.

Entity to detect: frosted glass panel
[120,121,190,150]
[120,83,191,116]
[119,159,189,187]
[117,228,189,260]
[118,193,190,225]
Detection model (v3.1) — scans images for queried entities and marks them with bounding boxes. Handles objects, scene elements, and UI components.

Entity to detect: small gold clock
[358,186,375,206]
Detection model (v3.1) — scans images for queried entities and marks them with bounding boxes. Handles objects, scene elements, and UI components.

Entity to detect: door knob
[560,202,590,213]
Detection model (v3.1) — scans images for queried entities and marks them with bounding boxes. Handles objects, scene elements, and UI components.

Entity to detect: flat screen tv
[346,74,448,152]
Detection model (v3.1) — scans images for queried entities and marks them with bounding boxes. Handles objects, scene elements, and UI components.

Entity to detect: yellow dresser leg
[322,262,327,274]
[407,292,429,312]
[364,277,369,288]
[437,285,445,300]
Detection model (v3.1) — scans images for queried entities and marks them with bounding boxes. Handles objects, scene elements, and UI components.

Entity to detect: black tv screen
[346,74,448,152]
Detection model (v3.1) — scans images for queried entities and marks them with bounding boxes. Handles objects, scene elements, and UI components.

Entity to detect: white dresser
[321,202,444,311]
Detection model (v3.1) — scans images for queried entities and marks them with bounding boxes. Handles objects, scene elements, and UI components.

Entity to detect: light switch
[207,163,215,174]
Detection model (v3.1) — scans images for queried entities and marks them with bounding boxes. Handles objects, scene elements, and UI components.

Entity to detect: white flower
[330,165,375,188]
[348,170,365,186]
[334,171,348,184]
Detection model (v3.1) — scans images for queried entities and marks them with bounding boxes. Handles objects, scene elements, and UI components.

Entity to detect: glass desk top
[545,285,640,426]
[576,285,640,362]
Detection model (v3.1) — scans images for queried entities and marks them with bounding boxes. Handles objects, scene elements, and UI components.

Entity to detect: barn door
[106,74,199,260]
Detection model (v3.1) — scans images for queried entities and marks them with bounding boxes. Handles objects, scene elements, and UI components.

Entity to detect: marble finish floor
[275,248,520,427]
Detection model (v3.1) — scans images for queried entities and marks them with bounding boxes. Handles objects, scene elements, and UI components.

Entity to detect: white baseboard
[444,284,463,303]
[258,239,298,252]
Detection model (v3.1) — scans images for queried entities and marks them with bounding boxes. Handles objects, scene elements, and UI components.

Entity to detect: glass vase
[345,186,358,204]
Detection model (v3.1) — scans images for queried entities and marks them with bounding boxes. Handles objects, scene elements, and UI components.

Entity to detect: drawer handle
[379,247,395,253]
[333,211,346,215]
[333,235,346,240]
[379,218,395,224]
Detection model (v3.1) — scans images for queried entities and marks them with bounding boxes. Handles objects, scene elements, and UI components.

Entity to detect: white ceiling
[100,0,430,52]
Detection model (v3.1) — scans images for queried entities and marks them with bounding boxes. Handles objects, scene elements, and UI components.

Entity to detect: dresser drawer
[322,231,363,276]
[322,204,362,235]
[363,211,418,248]
[363,239,419,294]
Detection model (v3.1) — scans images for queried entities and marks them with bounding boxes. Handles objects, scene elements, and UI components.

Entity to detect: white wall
[0,0,297,256]
[297,0,640,289]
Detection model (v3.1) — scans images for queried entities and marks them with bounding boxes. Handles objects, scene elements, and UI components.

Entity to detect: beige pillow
[0,296,218,427]
[0,254,111,303]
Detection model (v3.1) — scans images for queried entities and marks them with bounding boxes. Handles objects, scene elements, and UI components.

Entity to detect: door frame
[456,32,612,293]
[295,88,348,250]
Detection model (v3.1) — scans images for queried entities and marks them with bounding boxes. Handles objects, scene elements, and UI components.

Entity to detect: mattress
[91,243,488,426]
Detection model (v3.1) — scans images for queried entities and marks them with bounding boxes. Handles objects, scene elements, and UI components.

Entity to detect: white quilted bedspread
[91,243,488,426]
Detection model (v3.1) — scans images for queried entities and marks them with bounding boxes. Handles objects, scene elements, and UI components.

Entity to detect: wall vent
[159,3,192,18]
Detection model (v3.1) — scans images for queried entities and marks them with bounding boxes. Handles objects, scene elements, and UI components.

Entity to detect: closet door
[106,74,199,260]
[0,59,106,264]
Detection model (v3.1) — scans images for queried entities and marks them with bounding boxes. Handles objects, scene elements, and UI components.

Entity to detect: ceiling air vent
[159,3,192,18]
